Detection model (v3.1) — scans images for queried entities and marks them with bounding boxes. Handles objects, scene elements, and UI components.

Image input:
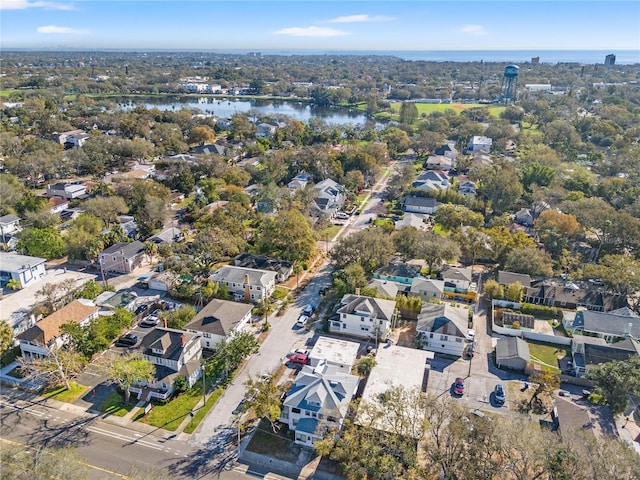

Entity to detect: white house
[416,303,471,356]
[308,336,360,370]
[209,265,276,303]
[409,278,445,301]
[0,214,22,243]
[16,300,99,359]
[466,135,492,153]
[279,363,359,447]
[0,252,47,289]
[131,328,203,401]
[401,195,440,214]
[412,171,449,193]
[313,178,344,216]
[46,182,87,200]
[330,295,397,341]
[53,129,89,148]
[183,299,253,351]
[425,155,453,171]
[441,266,473,292]
[458,180,477,197]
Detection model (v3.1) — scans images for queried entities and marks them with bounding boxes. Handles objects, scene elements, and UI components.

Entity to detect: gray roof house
[401,195,440,214]
[367,279,400,298]
[416,303,471,356]
[412,171,449,192]
[409,277,445,301]
[0,252,47,288]
[571,335,640,377]
[373,262,421,285]
[209,265,277,303]
[495,336,531,371]
[497,271,533,289]
[233,253,294,283]
[569,307,640,344]
[148,227,183,245]
[313,178,344,216]
[184,299,253,351]
[331,295,397,340]
[0,214,21,242]
[99,241,146,274]
[279,363,359,447]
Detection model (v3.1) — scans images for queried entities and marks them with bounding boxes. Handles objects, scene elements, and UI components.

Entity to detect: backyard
[527,341,571,374]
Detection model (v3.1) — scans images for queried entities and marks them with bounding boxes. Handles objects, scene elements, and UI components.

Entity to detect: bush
[173,375,189,394]
[520,303,561,319]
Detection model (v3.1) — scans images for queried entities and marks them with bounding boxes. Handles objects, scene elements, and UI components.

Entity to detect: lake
[117,97,379,128]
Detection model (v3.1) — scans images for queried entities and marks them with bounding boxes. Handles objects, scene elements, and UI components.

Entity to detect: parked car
[296,315,309,327]
[135,304,149,315]
[302,304,315,316]
[453,377,465,396]
[335,212,349,220]
[289,353,309,365]
[140,315,159,327]
[494,384,506,405]
[114,333,138,347]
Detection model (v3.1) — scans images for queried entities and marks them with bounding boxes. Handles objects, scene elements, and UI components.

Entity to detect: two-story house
[416,303,472,356]
[409,277,445,301]
[46,182,87,200]
[564,307,640,343]
[313,178,344,217]
[233,253,294,283]
[466,135,492,153]
[183,299,253,351]
[401,195,440,214]
[434,142,458,161]
[16,300,99,359]
[131,328,203,401]
[330,295,397,341]
[373,262,421,285]
[0,214,21,244]
[0,252,47,289]
[288,173,313,191]
[209,265,276,303]
[99,241,147,274]
[425,155,453,171]
[571,335,640,377]
[411,171,449,193]
[279,363,359,447]
[441,266,473,293]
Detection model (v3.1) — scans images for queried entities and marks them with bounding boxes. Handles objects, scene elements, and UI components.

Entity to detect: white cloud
[329,14,395,24]
[1,0,74,10]
[461,24,487,36]
[37,25,88,34]
[274,26,349,37]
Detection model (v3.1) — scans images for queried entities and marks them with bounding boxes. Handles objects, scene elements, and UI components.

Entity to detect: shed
[495,337,531,371]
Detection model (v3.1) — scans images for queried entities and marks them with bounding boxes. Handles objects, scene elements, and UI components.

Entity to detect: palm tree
[357,357,376,377]
[6,279,21,291]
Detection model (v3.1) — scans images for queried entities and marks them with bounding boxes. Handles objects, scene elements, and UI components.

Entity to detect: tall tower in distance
[499,64,519,104]
[605,54,616,66]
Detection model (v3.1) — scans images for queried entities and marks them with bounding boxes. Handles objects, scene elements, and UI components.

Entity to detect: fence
[491,300,572,346]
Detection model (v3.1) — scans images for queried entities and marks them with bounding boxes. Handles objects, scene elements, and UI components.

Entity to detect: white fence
[491,300,572,346]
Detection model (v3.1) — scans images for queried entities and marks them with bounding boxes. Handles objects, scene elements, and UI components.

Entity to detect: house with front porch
[412,171,449,193]
[209,265,276,303]
[330,295,397,341]
[441,266,473,293]
[183,299,253,351]
[233,253,294,283]
[130,328,202,401]
[16,300,99,359]
[313,178,344,217]
[279,362,359,447]
[425,155,453,171]
[524,279,628,312]
[416,303,471,356]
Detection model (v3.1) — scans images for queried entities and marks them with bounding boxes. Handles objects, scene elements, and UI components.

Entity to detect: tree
[0,320,14,355]
[188,125,215,145]
[83,196,130,227]
[0,444,90,480]
[399,102,418,126]
[504,247,553,277]
[433,203,484,231]
[535,210,581,258]
[17,227,65,259]
[482,279,504,300]
[257,209,316,262]
[95,352,154,403]
[162,306,196,329]
[6,278,21,290]
[583,254,640,303]
[384,163,414,201]
[505,282,524,302]
[19,347,86,390]
[393,227,422,259]
[483,226,536,267]
[334,263,368,295]
[243,374,282,430]
[477,162,523,215]
[528,370,560,410]
[210,331,259,377]
[357,356,376,377]
[331,227,395,274]
[587,357,640,415]
[417,232,461,273]
[173,375,189,394]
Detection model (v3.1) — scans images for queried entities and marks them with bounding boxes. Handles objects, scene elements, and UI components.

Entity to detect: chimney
[181,334,186,347]
[244,273,251,301]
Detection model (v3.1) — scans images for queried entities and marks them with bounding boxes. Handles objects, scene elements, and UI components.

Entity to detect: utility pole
[201,359,207,404]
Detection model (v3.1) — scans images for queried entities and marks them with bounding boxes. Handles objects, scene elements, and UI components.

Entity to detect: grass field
[389,102,506,117]
[42,383,90,403]
[527,341,571,374]
[0,89,21,98]
[97,391,137,417]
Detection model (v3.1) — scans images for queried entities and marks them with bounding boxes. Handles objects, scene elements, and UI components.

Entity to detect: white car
[296,315,309,327]
[467,329,476,339]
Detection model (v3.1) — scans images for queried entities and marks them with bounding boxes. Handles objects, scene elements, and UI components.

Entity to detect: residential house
[367,279,400,299]
[308,336,360,370]
[131,328,203,401]
[48,197,69,214]
[514,208,535,227]
[409,277,445,301]
[330,295,397,341]
[495,336,531,371]
[244,184,260,197]
[145,270,180,292]
[233,253,294,283]
[401,195,440,214]
[99,241,147,274]
[194,143,227,156]
[395,213,430,231]
[256,122,277,137]
[565,307,640,343]
[183,299,253,351]
[0,252,47,288]
[425,155,453,171]
[148,227,183,245]
[0,214,21,244]
[16,300,99,359]
[466,135,492,153]
[497,271,532,290]
[458,180,477,197]
[46,182,87,200]
[93,291,138,312]
[552,397,597,440]
[373,262,421,285]
[209,265,277,303]
[288,173,313,191]
[313,179,344,217]
[279,362,359,447]
[53,129,89,148]
[525,279,628,312]
[358,345,432,435]
[441,266,473,293]
[114,169,151,181]
[434,142,458,161]
[236,157,261,168]
[412,171,450,193]
[571,335,640,377]
[416,303,471,356]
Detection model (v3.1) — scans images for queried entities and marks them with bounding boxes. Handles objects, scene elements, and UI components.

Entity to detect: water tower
[499,64,519,104]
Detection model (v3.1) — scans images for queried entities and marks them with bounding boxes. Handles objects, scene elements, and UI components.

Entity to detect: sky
[1,1,639,52]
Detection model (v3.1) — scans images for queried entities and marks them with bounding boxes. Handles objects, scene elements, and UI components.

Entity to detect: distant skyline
[1,1,639,52]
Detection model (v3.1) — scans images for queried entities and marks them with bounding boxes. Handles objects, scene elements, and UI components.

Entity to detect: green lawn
[138,388,203,431]
[182,385,225,434]
[527,341,571,374]
[321,225,341,240]
[272,286,290,301]
[0,89,21,97]
[42,383,89,403]
[389,102,506,117]
[97,391,137,417]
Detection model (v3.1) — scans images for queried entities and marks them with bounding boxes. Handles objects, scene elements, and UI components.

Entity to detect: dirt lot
[396,319,416,347]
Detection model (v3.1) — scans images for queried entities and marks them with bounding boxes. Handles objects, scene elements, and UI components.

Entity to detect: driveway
[189,265,334,447]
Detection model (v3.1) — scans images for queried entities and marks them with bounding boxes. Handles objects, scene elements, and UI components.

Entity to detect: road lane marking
[0,400,45,417]
[86,426,163,450]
